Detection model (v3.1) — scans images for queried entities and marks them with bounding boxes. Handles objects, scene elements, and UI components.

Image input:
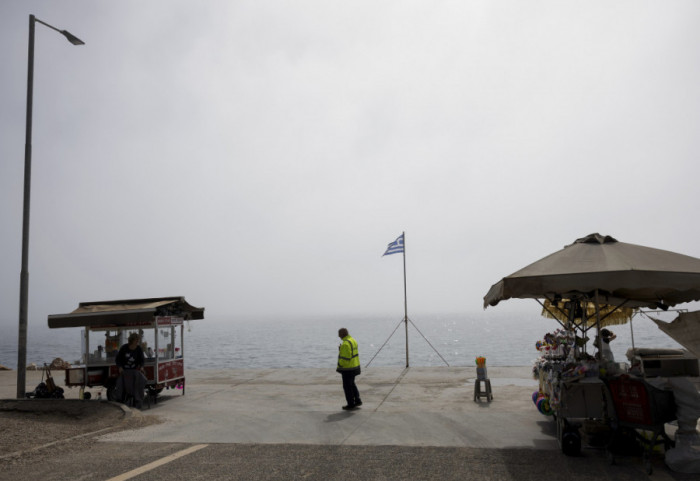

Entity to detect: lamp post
[17,15,84,398]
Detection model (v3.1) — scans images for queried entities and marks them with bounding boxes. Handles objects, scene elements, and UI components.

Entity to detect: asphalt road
[4,440,695,481]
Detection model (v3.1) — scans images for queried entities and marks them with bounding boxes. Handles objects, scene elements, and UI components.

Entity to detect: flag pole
[402,231,409,367]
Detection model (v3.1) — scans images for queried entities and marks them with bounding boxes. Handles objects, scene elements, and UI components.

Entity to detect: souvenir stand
[484,234,700,473]
[47,296,204,402]
[529,301,666,459]
[529,302,697,473]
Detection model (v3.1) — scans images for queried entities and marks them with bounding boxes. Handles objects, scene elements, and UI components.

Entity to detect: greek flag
[383,234,404,256]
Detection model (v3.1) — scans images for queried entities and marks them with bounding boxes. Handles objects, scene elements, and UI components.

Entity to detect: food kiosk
[47,296,204,402]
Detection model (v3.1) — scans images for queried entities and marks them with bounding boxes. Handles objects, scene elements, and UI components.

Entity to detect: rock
[0,364,11,371]
[26,363,38,371]
[49,358,71,370]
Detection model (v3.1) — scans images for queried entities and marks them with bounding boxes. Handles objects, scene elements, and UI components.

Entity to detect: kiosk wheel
[106,381,119,402]
[561,429,581,456]
[556,416,581,456]
[147,386,163,405]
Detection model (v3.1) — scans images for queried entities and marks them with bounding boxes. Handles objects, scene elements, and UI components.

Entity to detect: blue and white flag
[382,234,404,256]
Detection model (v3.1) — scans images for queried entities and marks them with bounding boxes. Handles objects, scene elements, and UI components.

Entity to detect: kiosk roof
[48,296,205,328]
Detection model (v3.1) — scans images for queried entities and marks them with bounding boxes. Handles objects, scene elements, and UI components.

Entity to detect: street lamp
[17,15,84,398]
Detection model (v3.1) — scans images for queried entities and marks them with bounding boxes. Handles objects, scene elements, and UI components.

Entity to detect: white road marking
[105,444,209,481]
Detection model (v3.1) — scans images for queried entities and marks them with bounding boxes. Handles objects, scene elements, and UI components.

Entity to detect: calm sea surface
[0,310,685,370]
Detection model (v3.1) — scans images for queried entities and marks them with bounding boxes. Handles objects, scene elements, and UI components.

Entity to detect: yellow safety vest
[337,336,360,372]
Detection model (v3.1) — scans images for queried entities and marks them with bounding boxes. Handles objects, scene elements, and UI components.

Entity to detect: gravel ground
[0,399,160,459]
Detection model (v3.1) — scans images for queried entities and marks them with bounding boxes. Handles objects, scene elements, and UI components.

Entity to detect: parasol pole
[629,315,636,353]
[402,231,409,368]
[595,289,602,359]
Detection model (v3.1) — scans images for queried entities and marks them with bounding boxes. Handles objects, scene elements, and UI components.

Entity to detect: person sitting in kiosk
[115,333,146,408]
[93,345,103,360]
[595,328,616,362]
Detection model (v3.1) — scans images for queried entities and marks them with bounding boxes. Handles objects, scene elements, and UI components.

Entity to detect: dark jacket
[116,344,145,370]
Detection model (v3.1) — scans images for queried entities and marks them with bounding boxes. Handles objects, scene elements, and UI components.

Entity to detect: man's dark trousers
[341,371,360,406]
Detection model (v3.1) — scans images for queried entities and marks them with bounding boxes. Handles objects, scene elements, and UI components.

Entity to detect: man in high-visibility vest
[336,328,362,410]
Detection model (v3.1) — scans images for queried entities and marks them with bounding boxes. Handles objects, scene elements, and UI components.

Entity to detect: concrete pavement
[99,366,555,448]
[2,366,550,447]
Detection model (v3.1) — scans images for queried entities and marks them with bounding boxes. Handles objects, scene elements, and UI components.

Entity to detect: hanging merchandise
[532,327,599,412]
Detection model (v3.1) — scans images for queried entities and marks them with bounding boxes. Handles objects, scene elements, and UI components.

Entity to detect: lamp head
[61,30,84,45]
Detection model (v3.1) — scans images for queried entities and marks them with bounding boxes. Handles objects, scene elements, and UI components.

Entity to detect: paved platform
[4,367,700,479]
[2,366,551,448]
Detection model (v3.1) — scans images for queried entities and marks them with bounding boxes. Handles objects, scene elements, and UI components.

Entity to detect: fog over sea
[0,309,686,371]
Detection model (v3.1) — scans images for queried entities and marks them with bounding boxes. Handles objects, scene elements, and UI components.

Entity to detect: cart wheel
[147,386,161,405]
[561,429,581,456]
[106,385,117,402]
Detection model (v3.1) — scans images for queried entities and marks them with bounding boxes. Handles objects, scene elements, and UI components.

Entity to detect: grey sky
[2,1,700,330]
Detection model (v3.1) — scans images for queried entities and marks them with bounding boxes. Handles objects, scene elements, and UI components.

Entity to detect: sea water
[0,310,685,370]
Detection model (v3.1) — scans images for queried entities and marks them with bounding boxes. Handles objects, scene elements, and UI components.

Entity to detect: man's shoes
[355,400,363,406]
[342,404,357,410]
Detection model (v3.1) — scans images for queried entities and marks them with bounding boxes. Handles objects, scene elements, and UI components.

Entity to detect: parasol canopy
[484,233,700,310]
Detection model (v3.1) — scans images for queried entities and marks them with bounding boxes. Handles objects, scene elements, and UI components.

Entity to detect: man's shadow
[324,411,359,423]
